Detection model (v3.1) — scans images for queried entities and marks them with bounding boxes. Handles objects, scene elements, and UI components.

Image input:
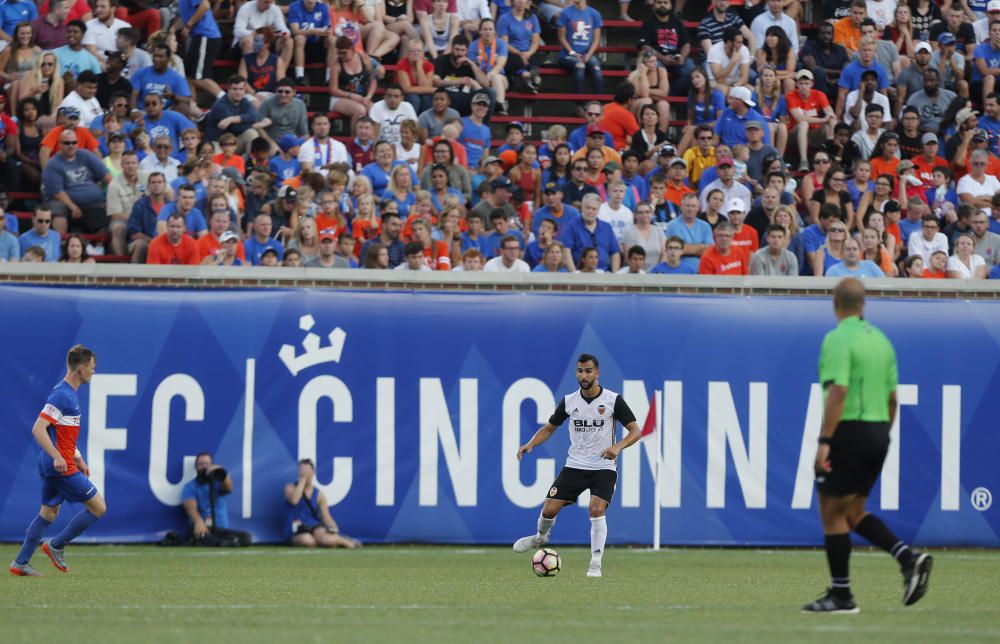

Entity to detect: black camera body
[196,467,227,485]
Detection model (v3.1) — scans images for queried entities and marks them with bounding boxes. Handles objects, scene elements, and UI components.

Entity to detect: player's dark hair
[766,224,786,236]
[67,344,95,370]
[627,245,646,258]
[404,241,424,256]
[577,353,599,368]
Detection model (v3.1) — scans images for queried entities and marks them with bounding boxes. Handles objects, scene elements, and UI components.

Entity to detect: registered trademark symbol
[971,487,992,511]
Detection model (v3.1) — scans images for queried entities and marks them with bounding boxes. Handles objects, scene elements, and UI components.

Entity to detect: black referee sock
[825,533,852,599]
[854,514,914,568]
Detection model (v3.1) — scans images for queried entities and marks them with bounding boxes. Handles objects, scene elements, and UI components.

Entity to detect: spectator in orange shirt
[198,209,248,263]
[39,107,99,167]
[147,213,200,265]
[664,158,693,206]
[699,220,749,274]
[600,82,641,151]
[412,216,451,269]
[214,133,246,175]
[833,0,866,56]
[869,131,901,181]
[571,125,623,170]
[727,198,759,253]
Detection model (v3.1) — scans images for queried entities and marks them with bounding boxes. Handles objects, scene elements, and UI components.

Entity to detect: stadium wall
[1,278,998,546]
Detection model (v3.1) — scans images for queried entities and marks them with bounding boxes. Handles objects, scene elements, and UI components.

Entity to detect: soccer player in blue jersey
[10,345,107,576]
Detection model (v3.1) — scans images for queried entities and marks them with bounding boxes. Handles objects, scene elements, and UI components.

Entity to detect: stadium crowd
[0,0,998,279]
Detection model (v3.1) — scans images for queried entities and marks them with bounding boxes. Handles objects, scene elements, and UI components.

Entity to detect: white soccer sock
[537,514,556,538]
[590,516,607,563]
[295,66,304,77]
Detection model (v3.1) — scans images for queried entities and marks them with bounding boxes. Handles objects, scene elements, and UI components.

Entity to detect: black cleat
[902,552,933,606]
[801,589,860,614]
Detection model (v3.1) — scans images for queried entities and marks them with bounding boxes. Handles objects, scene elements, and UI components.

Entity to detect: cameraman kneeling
[182,452,252,547]
[285,459,361,548]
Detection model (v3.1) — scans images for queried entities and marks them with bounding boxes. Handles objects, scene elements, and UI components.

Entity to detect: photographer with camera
[285,459,361,548]
[181,452,251,547]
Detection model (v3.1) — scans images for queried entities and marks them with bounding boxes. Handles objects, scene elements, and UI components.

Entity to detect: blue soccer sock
[49,510,101,550]
[15,515,53,565]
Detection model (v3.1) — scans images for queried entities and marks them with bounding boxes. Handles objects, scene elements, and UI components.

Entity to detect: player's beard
[578,379,592,390]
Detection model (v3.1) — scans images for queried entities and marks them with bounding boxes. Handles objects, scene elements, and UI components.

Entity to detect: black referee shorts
[547,467,617,504]
[816,421,891,498]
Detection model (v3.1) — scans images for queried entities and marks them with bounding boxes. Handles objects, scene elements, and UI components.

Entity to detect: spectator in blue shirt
[556,0,603,94]
[826,237,886,277]
[131,43,192,112]
[157,184,207,237]
[532,182,581,236]
[469,19,510,114]
[713,86,772,147]
[139,93,197,155]
[837,36,890,117]
[800,203,839,275]
[18,206,60,262]
[287,0,330,84]
[1,0,37,39]
[205,74,260,153]
[561,192,620,270]
[127,171,169,263]
[53,20,100,77]
[497,0,542,92]
[665,193,714,271]
[568,102,615,151]
[459,92,493,168]
[651,236,698,274]
[178,0,226,100]
[244,211,285,264]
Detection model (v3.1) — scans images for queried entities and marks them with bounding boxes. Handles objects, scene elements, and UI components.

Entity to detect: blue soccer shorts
[41,471,98,506]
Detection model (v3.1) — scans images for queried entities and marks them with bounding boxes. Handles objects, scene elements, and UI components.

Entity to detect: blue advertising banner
[0,285,997,546]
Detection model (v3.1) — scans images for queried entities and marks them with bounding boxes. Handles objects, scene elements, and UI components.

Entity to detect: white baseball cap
[726,198,746,214]
[988,0,1000,12]
[915,41,932,53]
[729,86,756,107]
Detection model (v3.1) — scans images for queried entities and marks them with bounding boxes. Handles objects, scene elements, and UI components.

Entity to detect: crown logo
[278,314,346,376]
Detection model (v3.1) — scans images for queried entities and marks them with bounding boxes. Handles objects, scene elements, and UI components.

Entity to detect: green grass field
[1,545,998,643]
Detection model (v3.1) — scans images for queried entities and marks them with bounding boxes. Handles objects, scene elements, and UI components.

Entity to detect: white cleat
[512,534,547,553]
[586,562,603,578]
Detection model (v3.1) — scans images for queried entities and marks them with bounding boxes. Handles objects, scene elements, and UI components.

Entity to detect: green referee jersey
[818,315,898,423]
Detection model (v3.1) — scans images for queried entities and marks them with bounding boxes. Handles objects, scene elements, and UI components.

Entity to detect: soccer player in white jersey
[513,353,642,577]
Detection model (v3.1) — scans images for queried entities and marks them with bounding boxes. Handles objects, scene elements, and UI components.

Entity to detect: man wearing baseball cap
[714,85,771,148]
[974,0,1000,42]
[788,69,837,171]
[726,197,759,253]
[896,42,935,112]
[39,107,100,167]
[458,91,493,169]
[930,33,966,99]
[699,157,751,214]
[305,228,350,268]
[945,107,981,162]
[531,182,581,237]
[571,123,623,171]
[912,132,948,191]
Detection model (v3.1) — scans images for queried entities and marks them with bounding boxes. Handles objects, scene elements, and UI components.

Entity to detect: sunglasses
[830,228,846,233]
[36,218,51,223]
[814,158,830,164]
[41,61,55,67]
[60,140,78,145]
[277,89,294,95]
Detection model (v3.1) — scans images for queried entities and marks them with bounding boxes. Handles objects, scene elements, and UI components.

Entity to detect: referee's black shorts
[816,421,891,498]
[547,467,617,504]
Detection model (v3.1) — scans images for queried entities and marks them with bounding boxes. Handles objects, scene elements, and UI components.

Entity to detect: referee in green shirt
[803,278,933,614]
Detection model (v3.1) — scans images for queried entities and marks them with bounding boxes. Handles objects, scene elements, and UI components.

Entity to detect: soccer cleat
[41,541,68,573]
[512,533,547,553]
[586,561,602,578]
[902,552,933,606]
[801,589,860,614]
[9,561,42,577]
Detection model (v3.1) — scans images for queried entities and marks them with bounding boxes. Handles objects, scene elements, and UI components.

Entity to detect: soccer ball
[531,548,561,577]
